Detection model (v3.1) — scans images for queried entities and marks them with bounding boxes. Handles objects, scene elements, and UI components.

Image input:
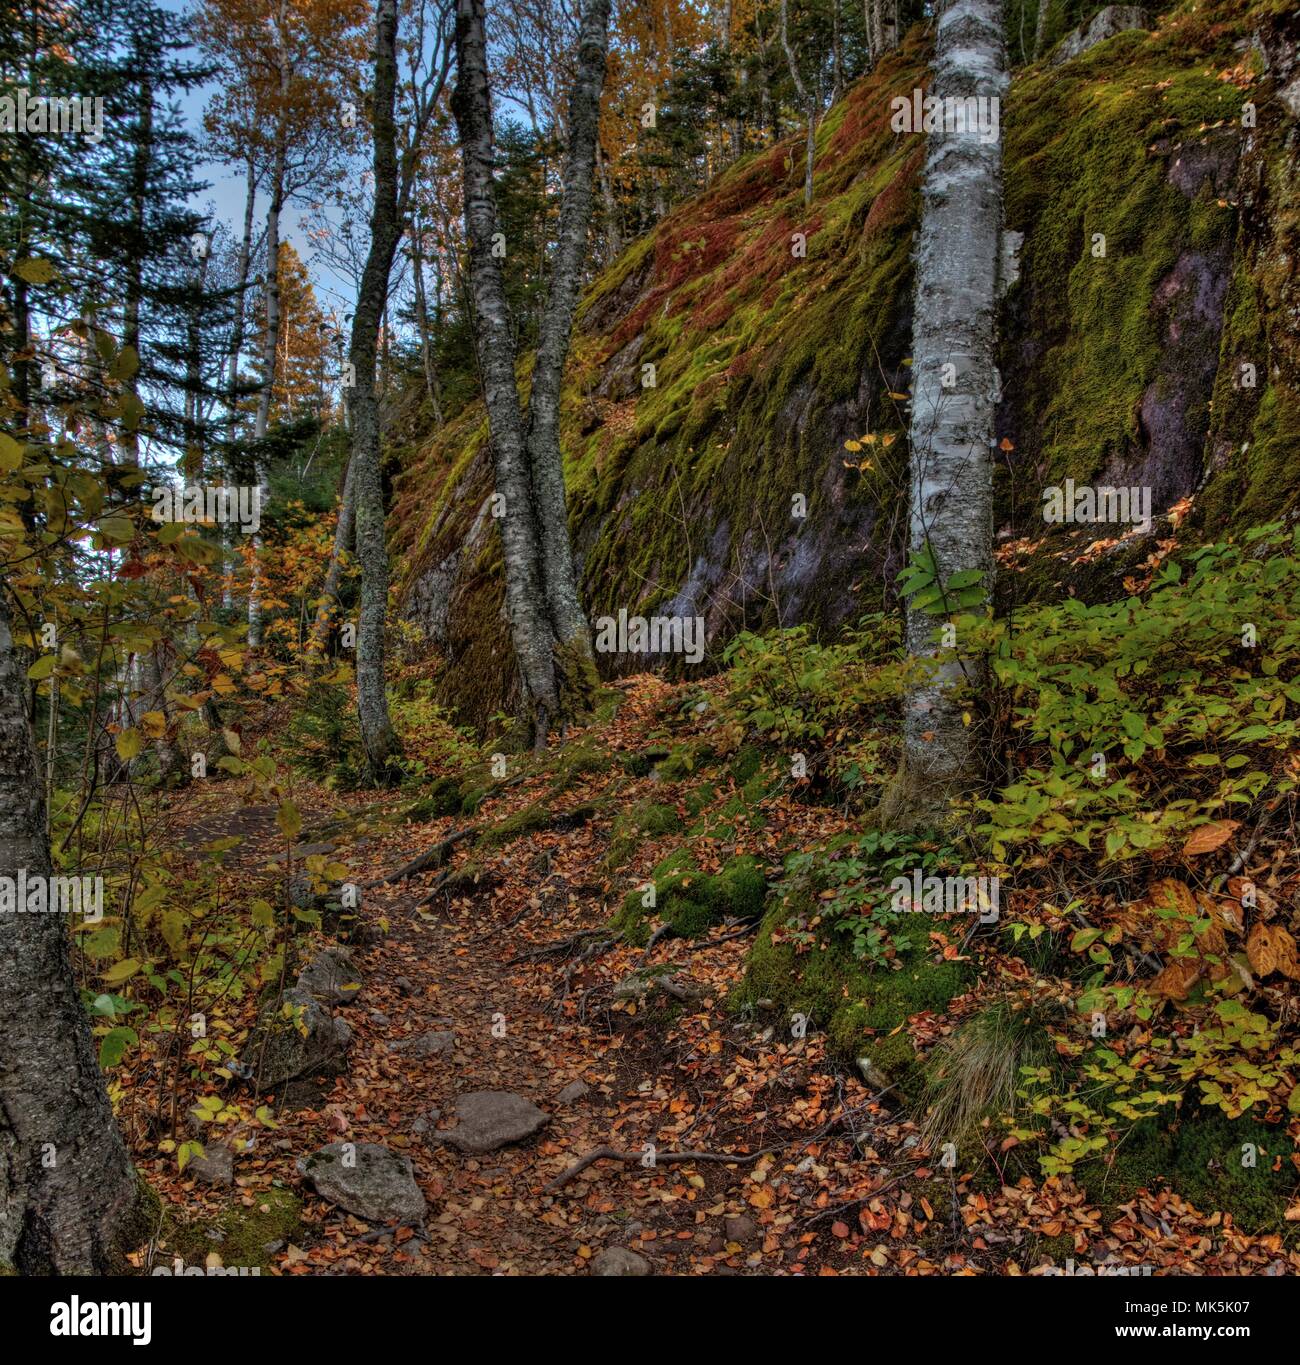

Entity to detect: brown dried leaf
[1181,820,1240,857]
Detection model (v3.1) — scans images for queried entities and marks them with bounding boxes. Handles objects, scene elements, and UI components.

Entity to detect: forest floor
[127,677,1299,1276]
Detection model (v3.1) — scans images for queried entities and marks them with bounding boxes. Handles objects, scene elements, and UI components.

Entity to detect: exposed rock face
[1051,7,1151,65]
[392,14,1300,726]
[298,1143,427,1223]
[243,987,352,1091]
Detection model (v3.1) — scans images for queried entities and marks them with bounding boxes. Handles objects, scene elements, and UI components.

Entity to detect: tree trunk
[1033,0,1049,59]
[346,0,404,782]
[249,34,290,650]
[523,0,610,695]
[120,65,154,463]
[597,144,623,261]
[410,221,444,425]
[227,151,258,416]
[0,594,144,1273]
[882,0,1006,829]
[309,455,356,653]
[779,0,815,208]
[452,0,563,737]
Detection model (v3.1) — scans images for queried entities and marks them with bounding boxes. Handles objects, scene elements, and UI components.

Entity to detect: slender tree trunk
[452,0,562,737]
[779,0,816,208]
[596,144,623,260]
[309,456,356,653]
[832,0,844,103]
[0,594,143,1272]
[227,151,258,415]
[347,0,403,781]
[120,65,154,463]
[882,0,1006,828]
[1033,0,1048,58]
[523,0,610,694]
[249,36,290,650]
[410,222,444,425]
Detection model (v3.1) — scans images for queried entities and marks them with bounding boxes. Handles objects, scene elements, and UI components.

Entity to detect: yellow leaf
[115,728,143,761]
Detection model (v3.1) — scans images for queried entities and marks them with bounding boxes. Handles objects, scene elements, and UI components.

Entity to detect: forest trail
[156,681,847,1276]
[142,677,1298,1277]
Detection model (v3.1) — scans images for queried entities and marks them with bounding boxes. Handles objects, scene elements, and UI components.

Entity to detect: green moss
[739,894,973,1073]
[548,741,614,794]
[482,800,551,847]
[165,1187,303,1272]
[621,744,672,777]
[403,776,464,823]
[613,851,768,942]
[602,798,683,872]
[1078,1111,1299,1237]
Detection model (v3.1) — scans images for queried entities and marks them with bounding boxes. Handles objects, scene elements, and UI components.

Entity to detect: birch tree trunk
[346,0,403,781]
[779,0,815,208]
[249,23,290,650]
[452,0,563,739]
[0,594,143,1272]
[523,0,610,696]
[410,221,444,425]
[882,0,1006,828]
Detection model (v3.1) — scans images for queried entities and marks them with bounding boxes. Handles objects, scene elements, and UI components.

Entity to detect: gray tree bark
[410,219,444,426]
[523,0,609,684]
[0,594,143,1272]
[779,0,816,209]
[346,0,403,781]
[885,0,1006,827]
[248,15,291,650]
[453,0,613,741]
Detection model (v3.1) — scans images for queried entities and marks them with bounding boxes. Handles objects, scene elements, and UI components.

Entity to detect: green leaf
[98,1026,137,1069]
[100,956,141,984]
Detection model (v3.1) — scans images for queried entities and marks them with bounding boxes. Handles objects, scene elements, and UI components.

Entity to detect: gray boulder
[298,1142,427,1224]
[439,1092,550,1155]
[1052,7,1151,65]
[243,987,351,1091]
[296,946,361,1006]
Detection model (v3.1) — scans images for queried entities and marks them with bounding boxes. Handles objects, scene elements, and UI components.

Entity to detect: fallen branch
[369,826,477,887]
[687,919,761,951]
[544,1143,782,1193]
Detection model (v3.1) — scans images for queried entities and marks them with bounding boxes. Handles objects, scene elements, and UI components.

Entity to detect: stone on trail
[391,1029,455,1058]
[439,1091,550,1155]
[297,946,362,1006]
[556,1079,589,1104]
[189,1143,234,1187]
[298,1142,427,1224]
[591,1247,652,1276]
[243,987,351,1090]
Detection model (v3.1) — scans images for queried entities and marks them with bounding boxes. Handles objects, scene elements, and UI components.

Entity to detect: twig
[687,920,761,951]
[368,826,476,887]
[545,1143,782,1194]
